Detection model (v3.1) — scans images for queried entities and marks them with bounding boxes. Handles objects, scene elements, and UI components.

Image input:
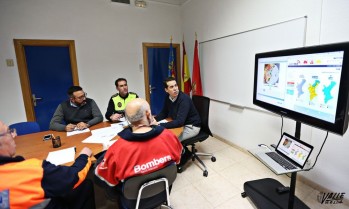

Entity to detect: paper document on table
[111,121,128,128]
[103,139,118,150]
[158,119,168,124]
[91,126,121,137]
[67,128,90,136]
[82,135,110,144]
[82,126,121,144]
[46,147,76,165]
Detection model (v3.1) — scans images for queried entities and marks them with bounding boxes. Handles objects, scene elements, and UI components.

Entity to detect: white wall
[182,0,349,196]
[0,0,182,124]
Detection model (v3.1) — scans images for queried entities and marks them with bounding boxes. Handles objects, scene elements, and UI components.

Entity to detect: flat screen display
[253,42,349,135]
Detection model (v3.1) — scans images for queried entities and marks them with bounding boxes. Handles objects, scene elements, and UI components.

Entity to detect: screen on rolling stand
[253,42,349,135]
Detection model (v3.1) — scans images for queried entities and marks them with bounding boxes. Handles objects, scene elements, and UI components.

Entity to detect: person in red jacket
[95,98,182,205]
[0,120,95,209]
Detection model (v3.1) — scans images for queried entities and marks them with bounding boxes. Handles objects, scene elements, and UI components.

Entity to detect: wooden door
[14,39,79,130]
[142,43,180,114]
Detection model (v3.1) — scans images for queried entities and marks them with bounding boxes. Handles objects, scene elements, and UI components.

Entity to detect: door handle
[149,85,156,94]
[32,94,43,107]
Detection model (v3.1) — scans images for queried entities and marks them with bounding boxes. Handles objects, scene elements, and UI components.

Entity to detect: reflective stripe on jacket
[0,155,91,209]
[0,158,48,209]
[112,93,137,112]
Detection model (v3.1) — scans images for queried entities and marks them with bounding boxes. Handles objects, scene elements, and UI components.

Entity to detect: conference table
[15,121,183,165]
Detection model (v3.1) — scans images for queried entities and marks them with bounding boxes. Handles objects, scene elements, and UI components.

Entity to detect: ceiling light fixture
[135,0,147,8]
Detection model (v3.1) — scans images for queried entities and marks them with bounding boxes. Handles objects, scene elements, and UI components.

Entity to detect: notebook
[253,132,314,175]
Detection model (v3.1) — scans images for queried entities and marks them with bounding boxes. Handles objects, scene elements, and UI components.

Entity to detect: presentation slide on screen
[256,51,343,123]
[278,137,311,165]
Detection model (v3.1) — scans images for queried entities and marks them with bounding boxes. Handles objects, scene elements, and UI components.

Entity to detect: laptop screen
[276,132,314,168]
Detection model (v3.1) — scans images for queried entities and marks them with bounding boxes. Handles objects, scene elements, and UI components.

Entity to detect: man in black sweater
[155,77,201,141]
[49,86,103,132]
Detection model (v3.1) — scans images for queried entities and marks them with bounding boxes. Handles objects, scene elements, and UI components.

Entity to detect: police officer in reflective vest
[105,78,138,122]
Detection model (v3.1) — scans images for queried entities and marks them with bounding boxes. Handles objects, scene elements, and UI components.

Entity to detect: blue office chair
[9,121,41,136]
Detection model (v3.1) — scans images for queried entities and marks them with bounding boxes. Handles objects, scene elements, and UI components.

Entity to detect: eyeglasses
[0,128,16,137]
[74,93,87,100]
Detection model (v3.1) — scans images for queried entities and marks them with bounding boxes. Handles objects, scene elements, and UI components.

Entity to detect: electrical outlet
[6,59,14,67]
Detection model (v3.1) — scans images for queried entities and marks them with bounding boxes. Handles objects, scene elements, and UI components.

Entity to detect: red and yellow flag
[181,40,191,95]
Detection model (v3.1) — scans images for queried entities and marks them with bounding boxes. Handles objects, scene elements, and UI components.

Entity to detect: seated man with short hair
[105,78,138,122]
[154,77,201,141]
[95,98,182,203]
[0,120,96,209]
[49,86,103,132]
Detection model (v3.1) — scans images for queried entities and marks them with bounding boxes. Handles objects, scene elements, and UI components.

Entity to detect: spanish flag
[181,40,191,95]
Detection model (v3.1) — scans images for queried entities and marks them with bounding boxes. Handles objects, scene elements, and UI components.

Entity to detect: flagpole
[168,36,175,78]
[181,34,185,92]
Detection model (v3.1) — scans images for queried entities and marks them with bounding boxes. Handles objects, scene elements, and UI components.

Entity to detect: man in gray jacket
[49,86,103,131]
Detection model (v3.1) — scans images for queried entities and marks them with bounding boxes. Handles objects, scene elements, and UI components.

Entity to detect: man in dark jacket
[155,77,201,141]
[0,120,95,209]
[49,86,103,132]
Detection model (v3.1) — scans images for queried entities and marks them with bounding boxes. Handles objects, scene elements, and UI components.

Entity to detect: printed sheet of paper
[103,139,117,150]
[111,121,129,128]
[67,128,90,137]
[46,147,76,165]
[82,126,122,144]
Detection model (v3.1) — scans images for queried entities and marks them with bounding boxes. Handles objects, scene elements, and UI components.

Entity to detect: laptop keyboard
[266,152,297,170]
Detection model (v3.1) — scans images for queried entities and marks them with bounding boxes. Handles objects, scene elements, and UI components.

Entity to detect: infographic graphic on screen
[256,51,344,123]
[278,136,312,165]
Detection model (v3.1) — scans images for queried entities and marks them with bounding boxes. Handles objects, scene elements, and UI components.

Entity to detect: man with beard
[49,86,103,131]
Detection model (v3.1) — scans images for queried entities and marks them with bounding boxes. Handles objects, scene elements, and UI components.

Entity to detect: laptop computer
[252,132,314,175]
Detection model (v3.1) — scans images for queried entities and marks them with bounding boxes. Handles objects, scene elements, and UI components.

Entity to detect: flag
[192,38,203,96]
[168,41,176,77]
[181,40,191,95]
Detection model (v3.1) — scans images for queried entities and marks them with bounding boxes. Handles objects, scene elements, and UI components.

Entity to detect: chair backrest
[192,95,212,136]
[121,163,177,209]
[9,122,41,136]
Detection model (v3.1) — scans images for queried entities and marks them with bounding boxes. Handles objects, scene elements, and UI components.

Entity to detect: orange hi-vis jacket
[0,154,91,209]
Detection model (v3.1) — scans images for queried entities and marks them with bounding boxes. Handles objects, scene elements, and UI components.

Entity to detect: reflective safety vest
[0,155,91,209]
[112,92,137,112]
[0,158,49,209]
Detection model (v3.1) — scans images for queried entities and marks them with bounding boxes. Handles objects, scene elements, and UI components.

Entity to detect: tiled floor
[95,136,349,209]
[169,137,349,209]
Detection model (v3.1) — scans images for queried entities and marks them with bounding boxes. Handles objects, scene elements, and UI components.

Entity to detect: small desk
[15,121,183,165]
